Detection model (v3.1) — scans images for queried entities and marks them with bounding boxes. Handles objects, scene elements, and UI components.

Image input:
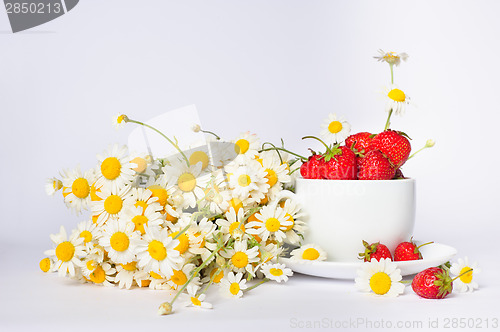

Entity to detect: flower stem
[259,147,306,161]
[201,129,221,140]
[384,109,393,131]
[244,278,270,292]
[390,63,394,85]
[301,136,332,154]
[451,268,473,282]
[125,118,190,165]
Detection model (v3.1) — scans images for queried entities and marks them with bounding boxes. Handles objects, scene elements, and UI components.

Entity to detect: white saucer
[281,242,457,279]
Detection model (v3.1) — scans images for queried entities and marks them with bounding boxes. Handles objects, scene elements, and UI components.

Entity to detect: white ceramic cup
[279,178,416,262]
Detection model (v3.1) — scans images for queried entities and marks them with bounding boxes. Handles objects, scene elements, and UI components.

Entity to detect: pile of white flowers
[42,115,310,314]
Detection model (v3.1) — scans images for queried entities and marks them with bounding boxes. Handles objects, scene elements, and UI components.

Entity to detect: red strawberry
[358,150,396,180]
[370,130,411,168]
[393,168,406,179]
[322,146,357,180]
[300,154,324,179]
[411,267,453,299]
[394,239,433,261]
[358,241,392,262]
[345,132,374,155]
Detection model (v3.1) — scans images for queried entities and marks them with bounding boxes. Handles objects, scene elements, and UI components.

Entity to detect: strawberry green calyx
[358,240,377,261]
[323,143,343,162]
[433,268,454,298]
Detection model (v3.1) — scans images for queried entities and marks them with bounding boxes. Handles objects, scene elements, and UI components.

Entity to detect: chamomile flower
[385,84,411,116]
[148,271,171,290]
[216,207,247,241]
[162,159,210,209]
[220,240,259,275]
[227,160,269,203]
[120,205,163,235]
[374,49,408,66]
[39,257,55,273]
[44,226,85,277]
[187,147,211,172]
[75,220,100,250]
[185,285,212,309]
[45,177,63,196]
[232,132,260,162]
[450,257,481,293]
[99,219,140,264]
[91,184,132,226]
[167,263,199,290]
[146,181,179,218]
[95,144,137,192]
[81,257,99,278]
[112,114,128,130]
[279,199,307,245]
[320,113,351,145]
[136,226,184,278]
[258,151,291,200]
[290,244,327,262]
[115,261,139,289]
[355,258,405,297]
[199,170,231,216]
[88,262,116,287]
[246,204,291,243]
[260,263,293,282]
[61,167,96,213]
[220,272,247,298]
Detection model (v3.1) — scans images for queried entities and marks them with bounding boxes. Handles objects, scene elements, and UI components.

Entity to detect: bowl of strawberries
[294,129,418,262]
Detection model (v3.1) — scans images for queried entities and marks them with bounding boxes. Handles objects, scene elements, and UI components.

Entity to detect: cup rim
[297,177,415,183]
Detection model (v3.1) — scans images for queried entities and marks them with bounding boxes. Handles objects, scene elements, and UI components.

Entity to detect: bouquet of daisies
[42,116,307,314]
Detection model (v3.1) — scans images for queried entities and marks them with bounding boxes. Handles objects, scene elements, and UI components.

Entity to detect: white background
[1,1,499,331]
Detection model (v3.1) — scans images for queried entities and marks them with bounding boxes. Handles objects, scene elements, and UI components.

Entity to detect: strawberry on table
[369,130,411,168]
[358,240,392,262]
[411,267,453,299]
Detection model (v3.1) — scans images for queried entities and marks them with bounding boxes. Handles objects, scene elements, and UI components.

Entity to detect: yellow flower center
[90,183,102,201]
[117,115,125,123]
[101,157,122,180]
[53,179,63,190]
[39,258,51,272]
[134,200,148,212]
[71,178,90,199]
[121,261,137,271]
[189,151,210,170]
[130,157,148,173]
[302,248,320,260]
[90,266,106,284]
[234,139,250,154]
[150,271,164,279]
[110,232,130,252]
[147,185,168,207]
[270,268,283,276]
[190,297,201,306]
[228,198,243,213]
[265,218,281,233]
[132,215,148,235]
[459,267,473,284]
[237,174,251,187]
[265,169,278,187]
[232,251,249,268]
[369,272,392,295]
[148,240,167,261]
[229,222,245,235]
[178,173,196,192]
[79,230,93,243]
[104,195,123,215]
[171,270,188,286]
[328,120,343,134]
[169,232,190,254]
[210,268,224,283]
[229,282,240,295]
[86,260,96,271]
[388,88,406,102]
[55,241,75,262]
[283,214,294,231]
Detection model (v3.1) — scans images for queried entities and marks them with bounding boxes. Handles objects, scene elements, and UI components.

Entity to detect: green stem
[302,136,332,154]
[126,118,189,165]
[200,267,220,295]
[416,241,434,250]
[261,142,284,164]
[384,109,393,131]
[200,129,220,140]
[451,268,473,282]
[168,243,224,306]
[408,146,427,160]
[244,278,270,292]
[390,63,394,84]
[259,147,306,161]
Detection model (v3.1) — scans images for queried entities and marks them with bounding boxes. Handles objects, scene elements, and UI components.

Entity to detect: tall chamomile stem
[126,118,190,165]
[244,278,270,292]
[384,63,395,131]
